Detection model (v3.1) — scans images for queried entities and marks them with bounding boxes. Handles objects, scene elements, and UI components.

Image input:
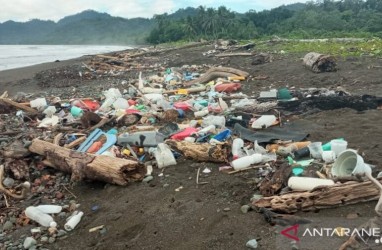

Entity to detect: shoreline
[0,55,91,95]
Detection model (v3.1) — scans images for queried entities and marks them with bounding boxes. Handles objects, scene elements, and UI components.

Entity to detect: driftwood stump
[29,139,145,185]
[167,140,229,163]
[303,52,337,73]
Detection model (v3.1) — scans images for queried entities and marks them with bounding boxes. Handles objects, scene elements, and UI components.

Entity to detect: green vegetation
[1,1,382,46]
[255,39,382,57]
[147,0,382,44]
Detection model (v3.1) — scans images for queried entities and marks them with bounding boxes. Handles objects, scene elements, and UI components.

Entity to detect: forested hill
[147,0,382,44]
[0,10,155,45]
[1,1,382,45]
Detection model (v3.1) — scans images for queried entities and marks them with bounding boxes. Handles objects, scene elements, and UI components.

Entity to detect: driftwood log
[259,162,292,197]
[29,139,145,185]
[303,52,337,73]
[184,67,249,86]
[167,140,229,163]
[254,179,382,213]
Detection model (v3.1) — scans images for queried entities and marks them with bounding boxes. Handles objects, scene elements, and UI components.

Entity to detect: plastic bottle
[231,154,263,170]
[64,211,84,231]
[25,206,57,228]
[196,125,216,136]
[288,177,335,191]
[35,205,62,214]
[194,109,209,118]
[232,138,244,160]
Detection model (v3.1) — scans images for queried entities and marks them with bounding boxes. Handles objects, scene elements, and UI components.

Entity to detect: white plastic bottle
[36,205,62,214]
[64,211,84,231]
[197,125,216,136]
[232,138,244,160]
[25,206,57,228]
[194,109,209,118]
[288,177,335,191]
[231,153,263,170]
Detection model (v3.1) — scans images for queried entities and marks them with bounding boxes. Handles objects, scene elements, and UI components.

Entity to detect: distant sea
[0,45,133,71]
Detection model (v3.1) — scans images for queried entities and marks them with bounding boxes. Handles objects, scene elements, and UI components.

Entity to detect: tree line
[146,0,382,44]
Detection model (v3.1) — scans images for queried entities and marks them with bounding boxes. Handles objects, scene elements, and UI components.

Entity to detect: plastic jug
[153,143,177,169]
[251,115,277,129]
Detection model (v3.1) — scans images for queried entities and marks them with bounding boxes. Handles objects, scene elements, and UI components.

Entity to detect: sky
[0,0,309,23]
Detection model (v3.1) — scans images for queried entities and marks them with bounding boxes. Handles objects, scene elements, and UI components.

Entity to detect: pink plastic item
[174,102,191,111]
[215,83,241,93]
[128,99,137,106]
[126,109,140,114]
[170,127,198,140]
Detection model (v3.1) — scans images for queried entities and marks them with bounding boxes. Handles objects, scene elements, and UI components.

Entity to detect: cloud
[0,0,307,22]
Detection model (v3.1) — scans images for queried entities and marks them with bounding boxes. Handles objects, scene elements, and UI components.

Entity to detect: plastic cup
[332,149,371,176]
[307,142,323,159]
[331,139,348,157]
[322,151,336,163]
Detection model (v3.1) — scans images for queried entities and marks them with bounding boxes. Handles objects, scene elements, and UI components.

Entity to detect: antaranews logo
[281,224,300,242]
[279,223,382,248]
